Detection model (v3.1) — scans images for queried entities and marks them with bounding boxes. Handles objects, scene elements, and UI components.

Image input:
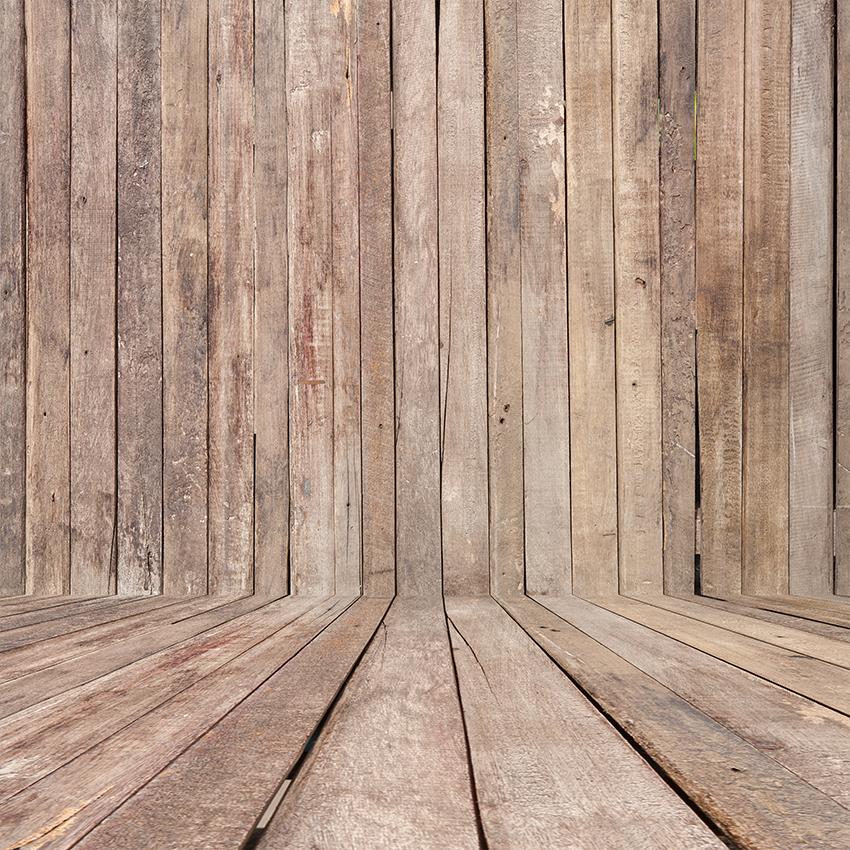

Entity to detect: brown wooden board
[715,593,850,629]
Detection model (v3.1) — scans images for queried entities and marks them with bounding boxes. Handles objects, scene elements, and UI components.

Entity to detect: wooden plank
[0,0,26,597]
[256,598,480,849]
[789,0,835,596]
[357,0,395,598]
[484,0,524,598]
[507,595,850,848]
[0,596,85,616]
[612,0,663,594]
[659,0,696,595]
[286,1,335,595]
[207,0,254,594]
[253,0,289,596]
[695,0,745,596]
[564,0,618,597]
[518,0,570,596]
[0,597,103,632]
[0,597,352,847]
[393,0,441,597]
[161,0,209,596]
[70,0,118,596]
[716,593,850,629]
[742,0,791,595]
[331,0,362,595]
[117,0,163,594]
[448,598,722,848]
[72,599,389,850]
[438,0,488,596]
[25,0,72,595]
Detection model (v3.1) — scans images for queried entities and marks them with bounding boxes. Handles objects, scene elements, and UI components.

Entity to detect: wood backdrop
[0,0,843,600]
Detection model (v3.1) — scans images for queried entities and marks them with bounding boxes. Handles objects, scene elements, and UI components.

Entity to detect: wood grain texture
[253,0,289,597]
[161,0,209,596]
[612,0,663,595]
[485,0,525,598]
[357,0,395,598]
[659,0,696,596]
[393,0,441,597]
[25,0,72,595]
[695,0,745,596]
[70,0,118,596]
[742,0,791,595]
[0,0,26,596]
[518,0,570,596]
[117,0,163,594]
[438,0,488,596]
[565,0,618,597]
[207,0,254,594]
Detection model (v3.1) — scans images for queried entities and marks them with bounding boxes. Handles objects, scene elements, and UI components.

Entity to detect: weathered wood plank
[0,0,26,597]
[564,0,618,597]
[484,0,524,598]
[438,0,488,596]
[117,0,163,594]
[742,0,791,595]
[393,0,441,597]
[161,0,209,596]
[659,0,696,595]
[207,0,254,594]
[253,0,289,596]
[695,0,745,596]
[716,593,850,629]
[518,0,570,596]
[25,0,72,595]
[613,0,663,594]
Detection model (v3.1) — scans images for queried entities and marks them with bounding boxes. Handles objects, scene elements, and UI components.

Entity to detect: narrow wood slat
[0,0,26,597]
[438,0,488,596]
[718,593,850,629]
[0,596,88,616]
[484,0,525,598]
[613,0,663,594]
[117,0,163,594]
[207,0,254,594]
[73,599,388,850]
[0,596,105,631]
[742,0,791,595]
[357,0,395,597]
[565,0,618,597]
[659,0,696,595]
[25,0,72,595]
[448,597,723,849]
[518,0,570,596]
[507,595,850,848]
[393,0,441,597]
[256,598,480,849]
[253,0,289,596]
[695,0,745,596]
[161,0,209,596]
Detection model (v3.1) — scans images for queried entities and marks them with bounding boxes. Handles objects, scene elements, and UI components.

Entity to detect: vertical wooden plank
[117,0,163,595]
[357,0,395,598]
[659,0,697,596]
[253,0,288,596]
[485,0,524,599]
[161,0,209,596]
[612,0,663,595]
[331,1,362,595]
[438,0,489,596]
[695,0,744,597]
[741,0,791,596]
[287,0,335,595]
[394,0,440,597]
[517,0,570,597]
[70,0,117,596]
[565,0,618,598]
[208,0,254,594]
[0,0,26,596]
[25,0,71,595]
[790,0,834,597]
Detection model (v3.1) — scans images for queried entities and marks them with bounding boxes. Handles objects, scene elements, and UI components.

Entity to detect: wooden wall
[0,0,843,600]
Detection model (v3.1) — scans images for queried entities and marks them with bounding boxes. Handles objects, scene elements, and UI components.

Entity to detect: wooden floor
[1,591,849,848]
